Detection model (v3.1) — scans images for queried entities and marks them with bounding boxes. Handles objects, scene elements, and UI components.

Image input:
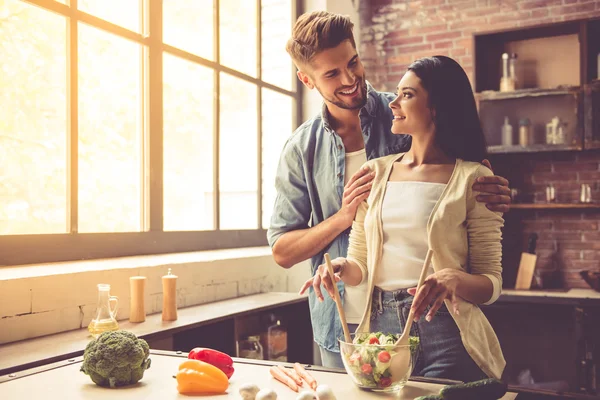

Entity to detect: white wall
[0,248,311,345]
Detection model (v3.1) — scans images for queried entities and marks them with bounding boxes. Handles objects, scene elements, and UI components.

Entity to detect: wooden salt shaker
[162,268,178,321]
[129,276,146,323]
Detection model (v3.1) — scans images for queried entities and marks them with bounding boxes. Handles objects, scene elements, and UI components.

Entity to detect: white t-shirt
[375,181,445,290]
[343,149,369,324]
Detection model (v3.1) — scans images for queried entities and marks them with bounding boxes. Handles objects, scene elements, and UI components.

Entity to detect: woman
[310,56,505,382]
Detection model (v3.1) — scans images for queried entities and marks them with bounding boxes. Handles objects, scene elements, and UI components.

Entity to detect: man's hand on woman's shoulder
[471,159,511,213]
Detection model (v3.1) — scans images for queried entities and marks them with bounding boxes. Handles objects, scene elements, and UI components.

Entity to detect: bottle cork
[162,268,178,321]
[129,276,146,323]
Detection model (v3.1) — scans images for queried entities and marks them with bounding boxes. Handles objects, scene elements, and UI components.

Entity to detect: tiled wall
[0,248,310,344]
[358,1,600,288]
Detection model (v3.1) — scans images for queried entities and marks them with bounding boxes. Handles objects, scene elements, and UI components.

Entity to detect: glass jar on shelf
[236,335,264,360]
[518,118,531,146]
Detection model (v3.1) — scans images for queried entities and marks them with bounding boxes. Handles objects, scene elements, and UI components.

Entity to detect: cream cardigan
[346,152,506,380]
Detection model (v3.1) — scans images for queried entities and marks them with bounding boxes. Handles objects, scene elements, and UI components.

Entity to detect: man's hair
[286,11,355,68]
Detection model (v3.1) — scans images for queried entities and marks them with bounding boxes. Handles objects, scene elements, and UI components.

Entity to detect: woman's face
[389,71,434,135]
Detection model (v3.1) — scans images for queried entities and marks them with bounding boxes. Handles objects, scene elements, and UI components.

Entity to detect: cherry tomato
[378,351,391,363]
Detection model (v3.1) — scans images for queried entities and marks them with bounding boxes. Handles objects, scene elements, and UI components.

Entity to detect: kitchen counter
[495,288,600,306]
[0,292,309,376]
[4,350,598,400]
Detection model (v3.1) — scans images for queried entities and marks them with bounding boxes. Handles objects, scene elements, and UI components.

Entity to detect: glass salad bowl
[339,332,419,393]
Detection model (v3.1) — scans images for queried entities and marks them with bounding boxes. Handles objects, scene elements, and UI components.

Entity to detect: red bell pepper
[188,348,234,379]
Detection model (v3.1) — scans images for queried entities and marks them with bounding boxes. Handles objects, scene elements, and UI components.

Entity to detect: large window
[0,0,300,265]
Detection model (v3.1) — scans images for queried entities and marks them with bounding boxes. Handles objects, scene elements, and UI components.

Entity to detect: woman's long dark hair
[407,56,487,162]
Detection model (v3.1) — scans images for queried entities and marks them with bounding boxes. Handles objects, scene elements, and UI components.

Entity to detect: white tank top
[342,148,369,324]
[375,181,446,291]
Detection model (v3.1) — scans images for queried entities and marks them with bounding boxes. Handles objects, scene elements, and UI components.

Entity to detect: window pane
[163,0,213,60]
[219,73,257,229]
[163,54,215,231]
[261,0,293,90]
[78,0,141,33]
[261,89,293,229]
[0,1,67,235]
[78,24,143,233]
[220,0,257,77]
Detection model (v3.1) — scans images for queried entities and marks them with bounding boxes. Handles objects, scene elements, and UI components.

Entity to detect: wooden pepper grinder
[129,276,146,323]
[162,268,178,321]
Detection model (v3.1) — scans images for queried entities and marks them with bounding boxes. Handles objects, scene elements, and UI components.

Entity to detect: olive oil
[88,284,119,337]
[88,318,119,338]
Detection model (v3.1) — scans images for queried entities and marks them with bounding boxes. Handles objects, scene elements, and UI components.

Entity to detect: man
[267,11,511,369]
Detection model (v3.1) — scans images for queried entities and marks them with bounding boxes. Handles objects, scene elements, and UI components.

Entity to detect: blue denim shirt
[267,83,411,352]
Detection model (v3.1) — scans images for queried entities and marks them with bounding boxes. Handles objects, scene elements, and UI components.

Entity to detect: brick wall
[358,0,600,289]
[359,0,600,91]
[490,151,600,289]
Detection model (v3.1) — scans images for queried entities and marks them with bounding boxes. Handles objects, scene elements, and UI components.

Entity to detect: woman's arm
[410,165,504,321]
[464,165,504,304]
[345,200,369,285]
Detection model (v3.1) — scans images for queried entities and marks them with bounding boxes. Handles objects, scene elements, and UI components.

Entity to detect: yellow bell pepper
[176,359,229,394]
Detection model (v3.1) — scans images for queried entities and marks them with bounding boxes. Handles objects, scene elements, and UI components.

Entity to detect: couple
[267,11,509,382]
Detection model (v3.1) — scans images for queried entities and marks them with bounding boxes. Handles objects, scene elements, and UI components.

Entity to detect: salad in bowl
[339,332,419,392]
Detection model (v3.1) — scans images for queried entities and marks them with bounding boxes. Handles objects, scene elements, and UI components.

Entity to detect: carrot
[277,365,303,386]
[294,362,317,390]
[269,366,299,392]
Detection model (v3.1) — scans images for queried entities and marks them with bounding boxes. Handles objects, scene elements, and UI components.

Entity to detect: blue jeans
[318,324,359,369]
[369,287,487,382]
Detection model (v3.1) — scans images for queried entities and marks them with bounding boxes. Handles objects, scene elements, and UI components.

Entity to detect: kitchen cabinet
[584,80,600,149]
[483,289,600,396]
[477,88,584,153]
[473,18,600,153]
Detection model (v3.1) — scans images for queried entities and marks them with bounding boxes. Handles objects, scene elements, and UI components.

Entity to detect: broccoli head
[80,330,151,388]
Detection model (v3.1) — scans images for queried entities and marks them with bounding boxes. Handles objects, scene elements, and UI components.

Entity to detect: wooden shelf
[510,203,600,210]
[487,144,581,154]
[476,86,581,101]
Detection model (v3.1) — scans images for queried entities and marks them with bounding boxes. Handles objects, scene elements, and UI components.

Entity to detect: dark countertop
[494,288,600,306]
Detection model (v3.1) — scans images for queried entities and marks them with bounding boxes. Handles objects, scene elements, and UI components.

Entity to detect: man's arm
[272,214,349,268]
[472,159,511,213]
[269,153,374,269]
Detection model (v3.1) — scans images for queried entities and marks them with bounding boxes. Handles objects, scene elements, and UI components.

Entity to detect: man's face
[297,40,367,111]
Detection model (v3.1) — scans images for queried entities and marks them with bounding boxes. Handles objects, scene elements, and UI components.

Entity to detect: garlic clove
[239,383,261,400]
[296,390,317,400]
[316,384,336,400]
[255,388,278,400]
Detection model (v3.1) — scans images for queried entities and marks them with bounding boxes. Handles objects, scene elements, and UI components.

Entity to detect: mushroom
[296,390,317,400]
[255,388,278,400]
[316,384,336,400]
[239,383,261,400]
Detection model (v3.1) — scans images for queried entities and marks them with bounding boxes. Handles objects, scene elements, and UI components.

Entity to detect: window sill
[0,246,274,280]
